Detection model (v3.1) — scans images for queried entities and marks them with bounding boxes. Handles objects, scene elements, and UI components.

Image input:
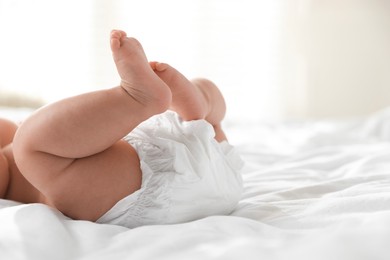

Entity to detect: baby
[0,30,243,228]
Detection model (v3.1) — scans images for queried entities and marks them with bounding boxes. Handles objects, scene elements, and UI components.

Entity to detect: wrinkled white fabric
[96,111,244,228]
[3,107,390,260]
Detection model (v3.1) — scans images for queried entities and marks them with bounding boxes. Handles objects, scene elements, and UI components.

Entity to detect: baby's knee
[192,78,224,101]
[191,78,218,92]
[192,78,226,125]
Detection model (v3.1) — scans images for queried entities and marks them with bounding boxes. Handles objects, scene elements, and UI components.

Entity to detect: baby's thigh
[39,140,142,222]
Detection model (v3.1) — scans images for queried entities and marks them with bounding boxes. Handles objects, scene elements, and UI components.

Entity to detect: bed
[1,106,390,260]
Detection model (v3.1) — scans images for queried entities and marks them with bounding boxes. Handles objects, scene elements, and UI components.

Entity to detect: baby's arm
[0,118,18,148]
[0,118,17,198]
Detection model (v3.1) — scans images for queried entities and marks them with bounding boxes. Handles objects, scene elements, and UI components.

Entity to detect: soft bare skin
[150,62,227,142]
[0,30,228,222]
[0,119,18,198]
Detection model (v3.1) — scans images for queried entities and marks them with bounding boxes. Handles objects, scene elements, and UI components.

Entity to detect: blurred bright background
[0,0,389,122]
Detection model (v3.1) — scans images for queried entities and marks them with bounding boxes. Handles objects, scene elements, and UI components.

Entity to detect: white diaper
[96,111,244,228]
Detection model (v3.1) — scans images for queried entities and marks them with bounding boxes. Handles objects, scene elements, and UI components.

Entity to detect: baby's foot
[149,62,208,120]
[110,30,172,113]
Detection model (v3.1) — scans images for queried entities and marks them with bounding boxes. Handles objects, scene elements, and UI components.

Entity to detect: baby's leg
[150,62,227,142]
[13,31,172,221]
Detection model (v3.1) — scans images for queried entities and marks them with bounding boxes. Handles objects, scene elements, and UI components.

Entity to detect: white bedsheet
[1,107,390,260]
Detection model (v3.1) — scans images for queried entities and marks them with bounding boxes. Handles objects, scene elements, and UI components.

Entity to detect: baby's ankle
[120,80,172,115]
